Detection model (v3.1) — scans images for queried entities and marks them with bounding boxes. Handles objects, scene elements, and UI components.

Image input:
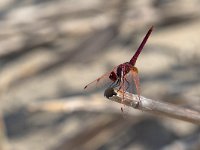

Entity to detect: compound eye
[109,71,117,81]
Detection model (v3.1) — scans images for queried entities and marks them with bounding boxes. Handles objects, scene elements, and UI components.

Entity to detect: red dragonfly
[84,26,153,111]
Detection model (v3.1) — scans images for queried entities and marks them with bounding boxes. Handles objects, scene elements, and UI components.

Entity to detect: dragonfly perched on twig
[84,26,153,111]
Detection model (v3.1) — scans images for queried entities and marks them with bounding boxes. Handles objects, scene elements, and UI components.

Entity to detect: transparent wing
[84,67,117,92]
[130,67,140,99]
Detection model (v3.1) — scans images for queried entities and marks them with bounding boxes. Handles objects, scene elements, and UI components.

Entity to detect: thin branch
[104,88,200,125]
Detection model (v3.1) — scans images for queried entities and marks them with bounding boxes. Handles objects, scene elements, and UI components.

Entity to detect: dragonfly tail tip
[150,26,154,31]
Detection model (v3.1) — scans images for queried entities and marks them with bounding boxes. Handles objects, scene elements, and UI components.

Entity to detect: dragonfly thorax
[116,62,131,78]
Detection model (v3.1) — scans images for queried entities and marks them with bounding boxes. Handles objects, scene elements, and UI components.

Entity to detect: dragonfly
[84,26,153,111]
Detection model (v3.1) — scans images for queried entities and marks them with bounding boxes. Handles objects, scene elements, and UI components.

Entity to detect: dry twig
[104,88,200,125]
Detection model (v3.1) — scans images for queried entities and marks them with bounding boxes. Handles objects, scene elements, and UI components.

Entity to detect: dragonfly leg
[117,78,123,92]
[109,78,120,88]
[115,78,121,87]
[117,80,123,92]
[117,85,122,92]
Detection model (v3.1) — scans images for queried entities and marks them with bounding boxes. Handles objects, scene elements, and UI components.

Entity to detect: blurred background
[0,0,200,150]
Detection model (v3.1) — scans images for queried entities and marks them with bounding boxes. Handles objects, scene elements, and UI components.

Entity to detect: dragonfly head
[109,71,117,82]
